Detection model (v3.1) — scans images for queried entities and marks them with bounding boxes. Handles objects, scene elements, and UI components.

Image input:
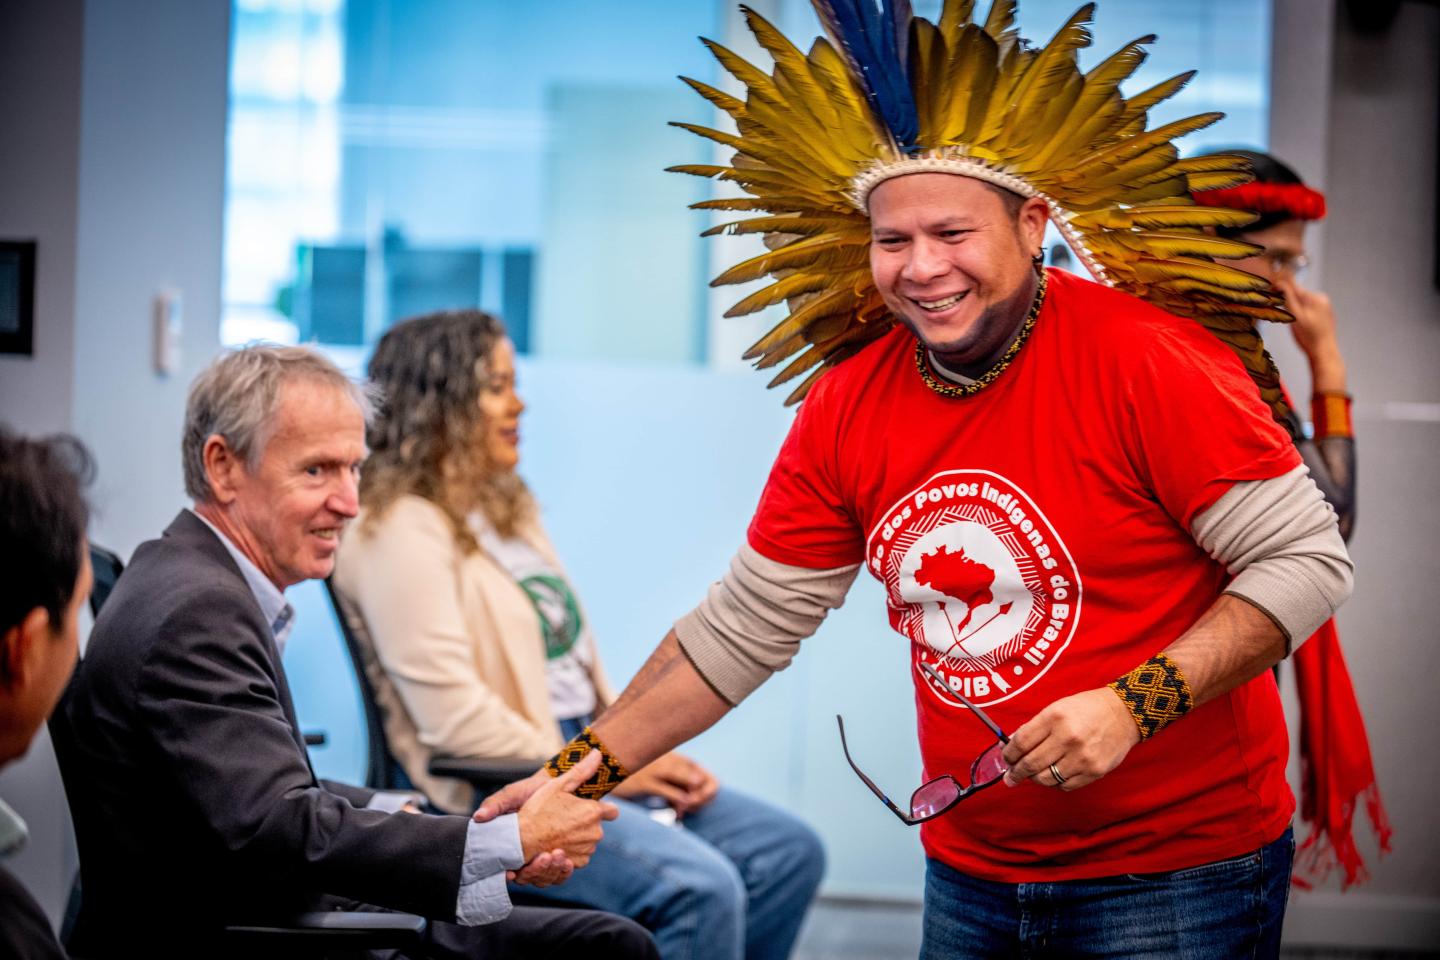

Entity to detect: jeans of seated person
[921,826,1295,959]
[513,787,825,960]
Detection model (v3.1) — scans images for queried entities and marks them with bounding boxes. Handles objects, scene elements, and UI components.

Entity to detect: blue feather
[811,0,920,153]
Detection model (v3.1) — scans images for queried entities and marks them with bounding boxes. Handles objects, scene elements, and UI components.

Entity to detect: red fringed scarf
[1291,618,1393,889]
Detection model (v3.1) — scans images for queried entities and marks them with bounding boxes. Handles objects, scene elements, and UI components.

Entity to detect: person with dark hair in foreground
[1194,150,1391,888]
[0,425,95,959]
[51,347,657,959]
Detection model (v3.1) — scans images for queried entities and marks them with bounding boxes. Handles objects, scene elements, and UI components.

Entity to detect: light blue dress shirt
[189,510,523,924]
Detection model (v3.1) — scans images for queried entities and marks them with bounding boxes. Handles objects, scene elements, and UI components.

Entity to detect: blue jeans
[514,787,825,960]
[921,827,1294,959]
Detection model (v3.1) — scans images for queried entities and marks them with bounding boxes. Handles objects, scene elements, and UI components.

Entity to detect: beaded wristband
[1310,392,1353,439]
[1108,653,1195,740]
[543,726,631,800]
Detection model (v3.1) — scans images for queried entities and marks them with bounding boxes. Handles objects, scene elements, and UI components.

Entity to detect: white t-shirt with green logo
[473,517,598,722]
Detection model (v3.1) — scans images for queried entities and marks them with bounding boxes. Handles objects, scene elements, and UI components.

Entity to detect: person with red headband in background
[1193,149,1391,889]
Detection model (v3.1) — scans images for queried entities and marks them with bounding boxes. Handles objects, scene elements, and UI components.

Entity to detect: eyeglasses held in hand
[837,662,1011,826]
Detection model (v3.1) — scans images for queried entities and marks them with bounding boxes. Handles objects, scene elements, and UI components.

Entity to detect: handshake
[473,751,618,887]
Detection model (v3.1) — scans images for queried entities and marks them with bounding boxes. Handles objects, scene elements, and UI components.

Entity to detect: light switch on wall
[154,288,182,376]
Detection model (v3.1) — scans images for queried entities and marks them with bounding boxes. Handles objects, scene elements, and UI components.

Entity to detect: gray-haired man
[53,345,656,959]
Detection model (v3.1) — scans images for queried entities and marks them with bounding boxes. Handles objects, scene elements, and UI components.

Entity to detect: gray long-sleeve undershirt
[674,464,1352,707]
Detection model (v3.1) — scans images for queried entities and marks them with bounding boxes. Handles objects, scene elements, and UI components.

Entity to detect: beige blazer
[332,494,615,813]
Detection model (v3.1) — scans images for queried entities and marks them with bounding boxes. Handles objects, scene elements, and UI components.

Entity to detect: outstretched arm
[590,631,732,769]
[476,632,729,819]
[476,548,858,818]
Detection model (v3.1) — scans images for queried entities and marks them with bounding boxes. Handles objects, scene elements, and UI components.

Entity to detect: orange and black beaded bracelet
[1108,653,1194,740]
[543,726,631,800]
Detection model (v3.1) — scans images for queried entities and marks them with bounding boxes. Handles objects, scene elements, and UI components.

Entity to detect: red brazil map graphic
[915,545,995,636]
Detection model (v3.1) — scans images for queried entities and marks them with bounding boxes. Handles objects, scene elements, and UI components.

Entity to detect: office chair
[53,542,428,957]
[323,579,542,798]
[86,544,124,619]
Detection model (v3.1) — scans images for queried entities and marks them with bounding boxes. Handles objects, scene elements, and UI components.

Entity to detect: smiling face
[477,338,525,471]
[211,378,366,588]
[869,174,1049,370]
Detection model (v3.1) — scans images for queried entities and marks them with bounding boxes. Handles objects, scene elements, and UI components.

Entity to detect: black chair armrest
[428,756,546,792]
[222,910,426,950]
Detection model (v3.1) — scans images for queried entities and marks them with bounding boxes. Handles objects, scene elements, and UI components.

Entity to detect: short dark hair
[0,425,95,633]
[982,181,1027,219]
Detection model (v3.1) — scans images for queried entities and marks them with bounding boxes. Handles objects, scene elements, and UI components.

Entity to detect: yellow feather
[1006,70,1081,161]
[689,197,779,212]
[666,164,729,178]
[933,24,999,146]
[1126,257,1274,292]
[701,213,856,238]
[711,231,870,286]
[1184,170,1254,191]
[724,270,842,318]
[1151,278,1278,306]
[939,0,977,35]
[1077,143,1179,192]
[1120,70,1195,120]
[702,39,783,108]
[1062,112,1222,181]
[807,39,897,158]
[777,318,893,403]
[782,367,829,405]
[746,285,863,360]
[743,7,840,130]
[972,43,1029,146]
[982,0,1018,53]
[912,18,942,142]
[1109,231,1264,260]
[1070,205,1259,231]
[1001,4,1093,152]
[1025,34,1152,170]
[679,76,745,118]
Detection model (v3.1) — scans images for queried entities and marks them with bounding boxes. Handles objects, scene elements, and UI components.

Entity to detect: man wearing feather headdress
[481,2,1353,955]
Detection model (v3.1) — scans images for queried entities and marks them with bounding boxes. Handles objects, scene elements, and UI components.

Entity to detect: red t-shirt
[748,269,1301,882]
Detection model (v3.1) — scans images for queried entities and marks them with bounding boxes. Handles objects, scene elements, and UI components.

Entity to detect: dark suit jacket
[51,511,472,955]
[0,865,67,959]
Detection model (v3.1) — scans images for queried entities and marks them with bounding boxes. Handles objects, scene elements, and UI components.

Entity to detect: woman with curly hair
[333,310,824,960]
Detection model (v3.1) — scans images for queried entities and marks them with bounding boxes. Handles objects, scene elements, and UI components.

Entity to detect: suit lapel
[165,511,318,777]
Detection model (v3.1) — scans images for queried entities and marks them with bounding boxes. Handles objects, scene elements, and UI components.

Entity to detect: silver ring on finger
[1049,762,1068,786]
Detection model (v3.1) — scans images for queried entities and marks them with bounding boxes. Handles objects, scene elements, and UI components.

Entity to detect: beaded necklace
[913,268,1048,399]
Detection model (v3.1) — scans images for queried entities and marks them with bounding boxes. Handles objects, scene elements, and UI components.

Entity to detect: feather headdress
[671,0,1293,424]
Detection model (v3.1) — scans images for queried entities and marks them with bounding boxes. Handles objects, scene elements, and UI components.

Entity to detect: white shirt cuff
[455,813,524,926]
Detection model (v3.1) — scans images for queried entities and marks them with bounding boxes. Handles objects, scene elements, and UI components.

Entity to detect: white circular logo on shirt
[866,470,1082,706]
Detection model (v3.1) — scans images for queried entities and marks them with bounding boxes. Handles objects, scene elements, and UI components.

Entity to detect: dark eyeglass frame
[837,662,1011,826]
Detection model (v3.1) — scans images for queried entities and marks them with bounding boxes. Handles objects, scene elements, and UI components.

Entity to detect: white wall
[0,0,231,925]
[70,0,232,559]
